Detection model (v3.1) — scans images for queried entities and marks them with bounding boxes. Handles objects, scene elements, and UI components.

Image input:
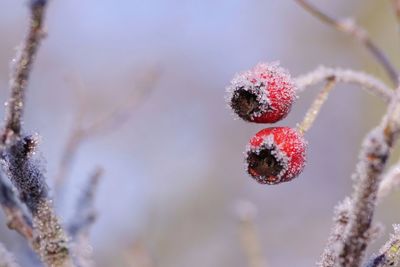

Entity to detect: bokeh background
[0,0,399,266]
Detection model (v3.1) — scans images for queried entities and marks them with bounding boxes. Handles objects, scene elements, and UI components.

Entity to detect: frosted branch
[294,0,399,85]
[294,67,393,102]
[33,199,72,267]
[0,2,75,265]
[337,91,400,266]
[1,136,48,213]
[0,243,20,267]
[0,137,73,267]
[3,0,48,140]
[318,198,351,267]
[364,225,400,267]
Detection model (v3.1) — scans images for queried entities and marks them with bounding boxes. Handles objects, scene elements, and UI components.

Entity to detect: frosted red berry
[246,127,307,185]
[227,62,296,123]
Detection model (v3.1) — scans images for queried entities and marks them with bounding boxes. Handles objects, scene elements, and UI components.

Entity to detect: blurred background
[0,0,399,266]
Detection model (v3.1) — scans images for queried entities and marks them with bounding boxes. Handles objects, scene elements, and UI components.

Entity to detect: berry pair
[227,63,307,185]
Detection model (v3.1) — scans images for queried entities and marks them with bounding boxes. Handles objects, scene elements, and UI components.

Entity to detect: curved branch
[54,69,160,194]
[295,67,394,102]
[294,0,399,85]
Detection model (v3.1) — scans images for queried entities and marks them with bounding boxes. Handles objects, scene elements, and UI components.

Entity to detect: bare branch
[3,0,48,140]
[54,69,160,193]
[0,136,72,266]
[338,90,400,266]
[294,0,399,85]
[0,243,21,267]
[295,67,394,103]
[364,225,400,267]
[0,2,76,265]
[236,201,267,267]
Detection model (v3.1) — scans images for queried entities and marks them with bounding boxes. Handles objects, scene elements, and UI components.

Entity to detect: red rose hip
[227,62,296,123]
[246,127,307,184]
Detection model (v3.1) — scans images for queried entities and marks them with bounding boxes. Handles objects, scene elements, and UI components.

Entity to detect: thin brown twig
[54,69,160,194]
[0,1,74,266]
[0,0,40,246]
[3,0,47,141]
[0,0,47,243]
[294,0,399,85]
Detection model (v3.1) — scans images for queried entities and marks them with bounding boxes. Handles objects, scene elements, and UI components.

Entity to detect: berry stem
[297,77,336,135]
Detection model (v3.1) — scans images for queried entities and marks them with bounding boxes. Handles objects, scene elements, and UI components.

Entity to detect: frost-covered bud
[246,127,307,184]
[227,62,296,123]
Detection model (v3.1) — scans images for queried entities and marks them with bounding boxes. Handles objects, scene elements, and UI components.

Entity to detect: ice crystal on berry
[246,127,307,184]
[227,62,296,123]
